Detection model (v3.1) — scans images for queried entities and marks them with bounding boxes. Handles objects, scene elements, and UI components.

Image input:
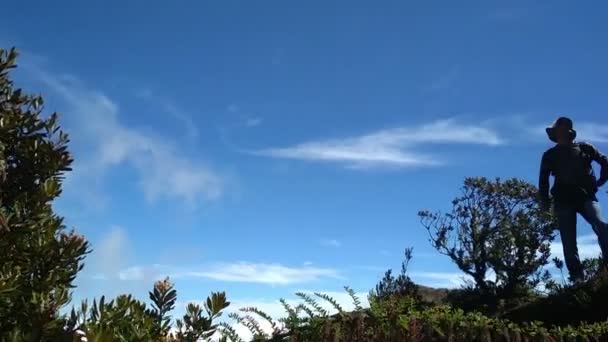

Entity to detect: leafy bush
[0,47,90,340]
[504,269,608,327]
[60,278,230,341]
[62,277,230,341]
[220,287,608,342]
[369,247,421,304]
[419,177,555,313]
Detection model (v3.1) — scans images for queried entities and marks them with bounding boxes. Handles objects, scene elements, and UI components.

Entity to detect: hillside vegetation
[1,46,607,341]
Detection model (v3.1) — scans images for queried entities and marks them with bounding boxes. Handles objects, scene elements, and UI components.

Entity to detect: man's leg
[555,204,583,281]
[580,200,608,265]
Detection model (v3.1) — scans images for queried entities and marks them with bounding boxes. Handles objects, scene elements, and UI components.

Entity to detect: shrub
[369,247,421,304]
[419,177,555,313]
[0,47,90,340]
[220,287,608,342]
[64,278,230,341]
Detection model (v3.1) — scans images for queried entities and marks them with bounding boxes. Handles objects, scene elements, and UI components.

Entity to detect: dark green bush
[220,287,608,342]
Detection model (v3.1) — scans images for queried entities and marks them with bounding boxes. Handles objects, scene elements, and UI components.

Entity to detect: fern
[219,322,244,342]
[295,303,316,318]
[279,298,299,320]
[345,286,363,311]
[243,314,266,337]
[314,292,343,314]
[240,306,278,332]
[295,292,328,317]
[229,312,266,338]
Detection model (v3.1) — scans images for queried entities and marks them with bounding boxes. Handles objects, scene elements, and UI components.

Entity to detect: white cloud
[118,266,146,281]
[575,123,608,143]
[173,262,342,285]
[95,226,131,279]
[28,66,223,207]
[320,239,341,248]
[409,271,473,289]
[226,103,262,127]
[245,117,263,127]
[134,87,199,139]
[255,119,503,168]
[94,261,341,286]
[550,234,602,262]
[527,121,608,145]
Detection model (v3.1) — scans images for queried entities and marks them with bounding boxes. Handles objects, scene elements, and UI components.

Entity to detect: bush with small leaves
[369,247,421,305]
[221,287,608,341]
[419,177,555,314]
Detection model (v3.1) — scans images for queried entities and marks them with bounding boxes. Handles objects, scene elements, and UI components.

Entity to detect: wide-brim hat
[546,116,576,143]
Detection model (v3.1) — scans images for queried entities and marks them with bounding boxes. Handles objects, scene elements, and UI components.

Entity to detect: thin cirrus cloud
[173,262,343,285]
[23,60,223,208]
[133,87,199,140]
[573,123,608,143]
[104,262,342,285]
[254,119,504,169]
[320,239,342,248]
[409,271,473,289]
[550,234,602,262]
[528,121,608,144]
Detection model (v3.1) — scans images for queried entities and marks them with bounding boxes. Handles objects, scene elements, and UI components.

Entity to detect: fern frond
[314,292,343,314]
[229,312,266,338]
[295,303,316,318]
[228,312,246,325]
[279,298,297,318]
[344,286,363,311]
[219,322,244,342]
[242,314,266,337]
[295,292,328,317]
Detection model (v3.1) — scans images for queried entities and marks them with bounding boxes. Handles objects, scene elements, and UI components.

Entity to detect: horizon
[2,1,608,334]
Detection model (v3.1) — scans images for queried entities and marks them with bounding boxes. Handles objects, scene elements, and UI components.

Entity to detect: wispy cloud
[255,119,504,168]
[173,262,342,285]
[550,234,602,262]
[426,68,459,92]
[92,261,338,286]
[409,271,473,289]
[27,64,223,208]
[134,88,199,139]
[93,226,131,280]
[320,239,341,248]
[227,104,263,127]
[245,117,263,127]
[526,120,608,145]
[575,123,608,143]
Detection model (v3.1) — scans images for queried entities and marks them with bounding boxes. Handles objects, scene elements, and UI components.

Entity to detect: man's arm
[539,151,552,203]
[582,143,608,187]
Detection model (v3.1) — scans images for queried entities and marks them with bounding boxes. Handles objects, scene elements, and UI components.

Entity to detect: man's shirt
[538,142,608,202]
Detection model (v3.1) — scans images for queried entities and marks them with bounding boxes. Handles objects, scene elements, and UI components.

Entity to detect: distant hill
[417,284,450,304]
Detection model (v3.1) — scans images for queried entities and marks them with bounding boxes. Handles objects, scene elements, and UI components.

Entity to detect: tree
[0,47,90,339]
[418,177,554,305]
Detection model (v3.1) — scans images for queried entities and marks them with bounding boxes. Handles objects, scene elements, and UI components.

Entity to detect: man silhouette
[539,116,608,282]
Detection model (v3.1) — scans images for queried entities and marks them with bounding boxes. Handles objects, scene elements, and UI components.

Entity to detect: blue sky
[3,0,608,332]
